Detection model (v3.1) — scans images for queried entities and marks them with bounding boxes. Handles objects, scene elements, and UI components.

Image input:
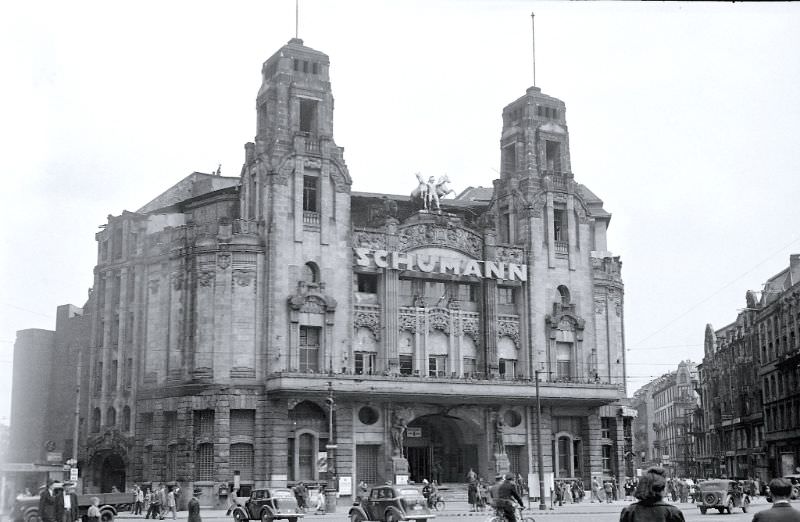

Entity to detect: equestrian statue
[411,172,455,212]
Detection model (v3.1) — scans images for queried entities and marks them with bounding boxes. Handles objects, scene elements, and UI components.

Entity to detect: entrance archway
[91,453,126,492]
[405,414,479,483]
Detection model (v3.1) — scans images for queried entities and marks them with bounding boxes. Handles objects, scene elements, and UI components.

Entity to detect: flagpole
[531,12,536,87]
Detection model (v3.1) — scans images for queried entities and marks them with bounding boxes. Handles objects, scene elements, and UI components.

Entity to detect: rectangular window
[499,358,516,379]
[428,356,446,377]
[458,284,478,302]
[354,352,376,375]
[166,446,177,480]
[194,409,215,439]
[356,445,379,485]
[399,355,413,375]
[502,144,516,173]
[553,208,567,242]
[230,410,255,437]
[356,273,378,293]
[109,359,118,390]
[601,445,612,474]
[545,140,562,172]
[299,99,318,134]
[94,362,103,395]
[195,443,214,481]
[601,418,612,439]
[165,411,178,441]
[463,357,476,376]
[500,212,511,243]
[141,412,153,435]
[498,287,515,305]
[303,176,318,213]
[299,326,320,372]
[230,443,254,480]
[424,281,446,303]
[556,342,572,380]
[124,358,133,389]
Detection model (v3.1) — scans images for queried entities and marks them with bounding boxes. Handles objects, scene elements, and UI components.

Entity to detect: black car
[348,485,433,522]
[231,488,304,522]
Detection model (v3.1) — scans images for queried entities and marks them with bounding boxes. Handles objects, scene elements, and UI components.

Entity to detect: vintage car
[697,479,750,515]
[348,485,434,522]
[231,488,304,522]
[766,474,800,502]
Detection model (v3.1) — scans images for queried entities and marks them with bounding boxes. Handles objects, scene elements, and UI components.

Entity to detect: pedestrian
[752,477,800,521]
[187,489,202,522]
[146,485,161,519]
[293,482,307,512]
[60,483,79,522]
[619,467,685,522]
[133,486,143,516]
[468,479,478,511]
[87,498,101,522]
[591,476,601,503]
[225,487,240,516]
[166,487,177,520]
[39,481,57,522]
[604,481,613,504]
[563,481,573,504]
[158,484,167,520]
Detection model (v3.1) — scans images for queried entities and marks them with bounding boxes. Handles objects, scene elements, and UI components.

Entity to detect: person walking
[752,478,800,521]
[166,487,177,520]
[133,486,143,516]
[187,489,202,522]
[604,481,613,504]
[87,498,101,522]
[618,467,685,522]
[591,476,601,503]
[158,485,168,520]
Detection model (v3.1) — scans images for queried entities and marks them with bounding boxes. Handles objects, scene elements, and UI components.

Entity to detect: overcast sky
[2,1,800,424]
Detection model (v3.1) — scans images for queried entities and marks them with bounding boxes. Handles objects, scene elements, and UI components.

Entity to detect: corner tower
[240,38,352,375]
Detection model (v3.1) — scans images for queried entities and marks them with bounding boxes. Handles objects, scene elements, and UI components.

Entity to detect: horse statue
[411,173,455,212]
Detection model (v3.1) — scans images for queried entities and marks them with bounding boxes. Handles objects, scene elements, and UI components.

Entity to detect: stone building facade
[12,38,632,502]
[697,255,800,482]
[631,361,698,477]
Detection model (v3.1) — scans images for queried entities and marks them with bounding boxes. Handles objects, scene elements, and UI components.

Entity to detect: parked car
[766,474,800,502]
[231,488,304,522]
[697,479,750,515]
[348,484,434,522]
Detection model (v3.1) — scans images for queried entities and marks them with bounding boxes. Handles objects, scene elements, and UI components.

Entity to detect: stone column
[567,194,576,271]
[546,192,555,268]
[383,270,399,373]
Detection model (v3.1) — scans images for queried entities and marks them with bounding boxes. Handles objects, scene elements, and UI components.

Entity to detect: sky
[1,1,800,425]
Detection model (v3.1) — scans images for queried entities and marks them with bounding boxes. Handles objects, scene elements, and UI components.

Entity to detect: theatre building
[11,38,632,501]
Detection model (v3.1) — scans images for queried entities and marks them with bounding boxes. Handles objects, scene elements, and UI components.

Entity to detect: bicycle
[485,503,534,522]
[426,492,445,511]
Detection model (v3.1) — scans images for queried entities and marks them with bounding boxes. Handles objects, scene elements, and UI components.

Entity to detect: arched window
[122,406,131,431]
[557,285,571,306]
[553,432,581,478]
[302,262,319,284]
[107,406,116,427]
[92,408,101,433]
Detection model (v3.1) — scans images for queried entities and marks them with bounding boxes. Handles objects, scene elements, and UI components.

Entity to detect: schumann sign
[353,248,527,282]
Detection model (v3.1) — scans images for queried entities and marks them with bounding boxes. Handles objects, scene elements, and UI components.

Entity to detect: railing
[305,139,320,154]
[303,211,320,225]
[554,240,568,254]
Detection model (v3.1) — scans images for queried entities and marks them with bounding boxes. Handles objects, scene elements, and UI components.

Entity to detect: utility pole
[324,382,337,513]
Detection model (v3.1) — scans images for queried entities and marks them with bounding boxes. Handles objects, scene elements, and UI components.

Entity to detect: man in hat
[489,474,524,522]
[187,489,202,522]
[753,478,800,521]
[57,482,79,522]
[39,480,57,522]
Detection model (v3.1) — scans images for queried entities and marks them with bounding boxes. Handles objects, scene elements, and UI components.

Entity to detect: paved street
[113,497,786,522]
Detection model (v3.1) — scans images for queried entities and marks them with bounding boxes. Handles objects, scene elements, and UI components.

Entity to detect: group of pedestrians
[131,483,181,520]
[38,480,80,522]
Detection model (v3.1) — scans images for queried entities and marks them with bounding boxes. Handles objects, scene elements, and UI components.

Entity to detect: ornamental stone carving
[304,158,322,170]
[232,269,256,287]
[429,308,450,334]
[497,318,520,348]
[495,246,525,265]
[397,223,482,259]
[593,296,606,314]
[461,316,480,342]
[399,310,418,333]
[353,230,387,251]
[198,270,215,287]
[355,308,381,340]
[218,253,231,270]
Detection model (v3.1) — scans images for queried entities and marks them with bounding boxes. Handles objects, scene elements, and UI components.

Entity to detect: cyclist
[490,474,525,522]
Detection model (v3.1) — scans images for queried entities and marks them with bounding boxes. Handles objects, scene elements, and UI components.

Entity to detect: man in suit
[39,480,57,522]
[753,478,800,521]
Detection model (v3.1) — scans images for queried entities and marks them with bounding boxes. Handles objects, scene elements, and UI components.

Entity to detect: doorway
[405,414,479,483]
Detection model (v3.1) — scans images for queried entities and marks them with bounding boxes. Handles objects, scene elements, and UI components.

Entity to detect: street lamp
[324,382,337,513]
[534,370,546,511]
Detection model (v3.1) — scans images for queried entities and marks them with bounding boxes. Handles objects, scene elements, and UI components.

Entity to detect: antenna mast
[531,12,536,87]
[295,0,299,39]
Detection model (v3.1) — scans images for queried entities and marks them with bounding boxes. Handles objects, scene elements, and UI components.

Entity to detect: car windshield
[273,490,293,498]
[399,488,423,497]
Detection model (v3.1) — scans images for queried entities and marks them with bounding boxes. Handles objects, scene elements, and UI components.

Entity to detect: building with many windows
[11,38,633,503]
[631,361,698,477]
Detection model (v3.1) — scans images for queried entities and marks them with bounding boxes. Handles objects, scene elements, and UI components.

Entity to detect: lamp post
[534,370,546,511]
[324,382,337,513]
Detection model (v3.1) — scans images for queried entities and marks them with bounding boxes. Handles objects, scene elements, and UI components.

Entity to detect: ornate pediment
[288,282,337,313]
[86,429,134,463]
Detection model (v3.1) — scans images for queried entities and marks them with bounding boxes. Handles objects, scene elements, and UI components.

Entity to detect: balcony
[303,211,320,225]
[265,371,623,406]
[554,240,568,255]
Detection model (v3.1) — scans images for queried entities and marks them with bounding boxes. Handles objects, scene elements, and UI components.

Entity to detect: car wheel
[261,511,273,522]
[350,512,365,522]
[24,509,39,522]
[434,500,445,511]
[726,501,734,514]
[385,510,399,522]
[699,507,706,515]
[703,494,716,505]
[288,518,298,522]
[100,510,114,522]
[717,507,724,514]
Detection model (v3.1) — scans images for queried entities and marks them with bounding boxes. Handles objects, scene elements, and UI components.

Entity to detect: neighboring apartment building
[631,361,698,477]
[11,37,633,503]
[697,255,800,482]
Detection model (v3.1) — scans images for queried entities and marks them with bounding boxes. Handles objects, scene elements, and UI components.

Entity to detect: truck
[11,492,131,522]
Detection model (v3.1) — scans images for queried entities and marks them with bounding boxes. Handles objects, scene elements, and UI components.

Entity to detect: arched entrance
[91,452,126,492]
[405,414,479,483]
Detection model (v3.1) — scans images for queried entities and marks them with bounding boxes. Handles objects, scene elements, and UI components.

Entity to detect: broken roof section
[137,172,240,214]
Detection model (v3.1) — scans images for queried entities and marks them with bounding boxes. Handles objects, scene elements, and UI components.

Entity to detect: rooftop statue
[411,173,455,212]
